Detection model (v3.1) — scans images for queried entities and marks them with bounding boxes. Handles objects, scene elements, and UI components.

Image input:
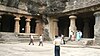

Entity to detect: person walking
[29,35,34,45]
[53,35,61,56]
[38,35,43,46]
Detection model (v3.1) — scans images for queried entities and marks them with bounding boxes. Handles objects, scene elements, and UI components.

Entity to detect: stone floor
[0,42,100,56]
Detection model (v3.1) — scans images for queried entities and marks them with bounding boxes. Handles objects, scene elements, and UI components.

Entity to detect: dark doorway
[20,16,26,33]
[0,14,15,32]
[30,18,36,33]
[58,16,70,37]
[76,12,95,38]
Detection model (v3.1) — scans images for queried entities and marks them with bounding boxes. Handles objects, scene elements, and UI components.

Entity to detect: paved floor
[0,42,100,56]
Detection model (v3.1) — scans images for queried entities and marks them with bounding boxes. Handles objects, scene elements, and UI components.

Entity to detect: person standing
[69,31,73,40]
[38,35,43,46]
[71,32,75,41]
[76,30,82,41]
[29,35,34,45]
[61,34,65,44]
[53,35,61,56]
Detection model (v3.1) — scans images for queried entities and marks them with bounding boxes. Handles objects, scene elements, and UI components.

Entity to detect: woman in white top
[38,35,43,46]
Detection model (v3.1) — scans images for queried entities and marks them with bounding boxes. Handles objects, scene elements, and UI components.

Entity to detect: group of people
[29,34,43,46]
[28,31,82,56]
[53,30,82,56]
[69,30,82,41]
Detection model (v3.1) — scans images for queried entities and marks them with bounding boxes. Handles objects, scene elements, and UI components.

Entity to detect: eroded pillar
[69,15,77,36]
[53,19,58,36]
[35,20,43,35]
[94,11,100,45]
[25,16,31,33]
[14,16,20,33]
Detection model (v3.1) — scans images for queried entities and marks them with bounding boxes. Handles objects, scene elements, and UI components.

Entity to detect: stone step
[17,33,39,42]
[18,33,39,38]
[66,41,83,45]
[65,38,95,46]
[0,32,40,43]
[0,32,16,35]
[0,32,19,43]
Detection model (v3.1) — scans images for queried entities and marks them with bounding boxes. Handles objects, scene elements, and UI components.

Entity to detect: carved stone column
[35,20,43,35]
[25,16,31,33]
[83,19,90,38]
[94,11,100,45]
[0,15,2,31]
[69,15,77,36]
[14,16,20,33]
[53,19,58,36]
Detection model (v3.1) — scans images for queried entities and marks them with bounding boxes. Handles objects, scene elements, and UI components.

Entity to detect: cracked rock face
[0,0,67,14]
[0,0,19,8]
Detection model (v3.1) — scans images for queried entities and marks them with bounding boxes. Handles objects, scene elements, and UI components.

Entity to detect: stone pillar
[94,11,100,45]
[0,15,2,31]
[69,15,77,36]
[83,19,90,38]
[14,16,20,33]
[53,19,58,36]
[35,20,43,35]
[25,16,31,33]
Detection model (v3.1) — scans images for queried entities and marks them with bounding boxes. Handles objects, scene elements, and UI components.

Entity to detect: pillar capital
[94,11,100,16]
[25,19,31,22]
[14,14,22,21]
[69,15,77,19]
[25,16,32,22]
[14,18,20,21]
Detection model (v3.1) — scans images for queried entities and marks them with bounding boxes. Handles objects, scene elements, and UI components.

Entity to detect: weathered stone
[43,29,51,41]
[95,38,100,45]
[18,2,27,11]
[0,0,8,5]
[0,32,19,43]
[94,11,100,45]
